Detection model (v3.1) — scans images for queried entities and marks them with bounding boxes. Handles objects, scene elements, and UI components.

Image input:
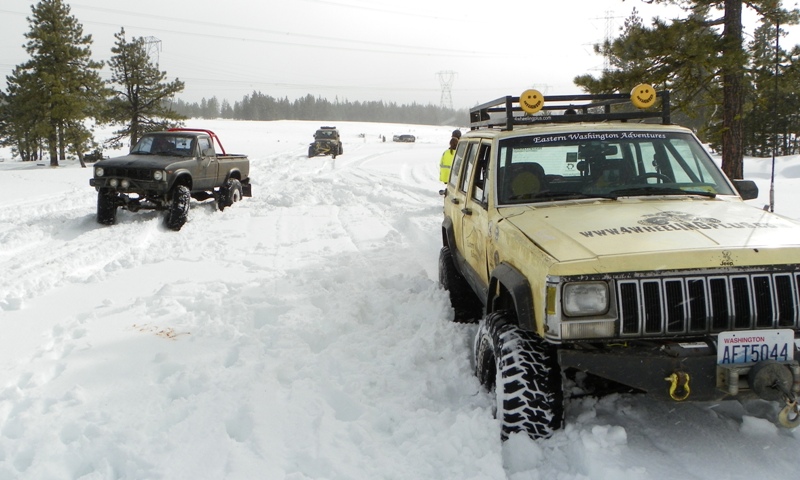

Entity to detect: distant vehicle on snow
[89,128,251,231]
[393,134,416,143]
[309,126,343,158]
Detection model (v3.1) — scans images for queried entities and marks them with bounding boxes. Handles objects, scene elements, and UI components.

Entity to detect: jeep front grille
[617,271,799,336]
[104,167,153,181]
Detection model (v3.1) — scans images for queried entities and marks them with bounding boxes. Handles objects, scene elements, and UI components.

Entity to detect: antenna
[143,36,162,67]
[437,70,456,110]
[768,16,780,213]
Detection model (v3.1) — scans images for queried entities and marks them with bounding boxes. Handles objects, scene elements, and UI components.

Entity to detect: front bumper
[559,340,800,402]
[90,177,166,194]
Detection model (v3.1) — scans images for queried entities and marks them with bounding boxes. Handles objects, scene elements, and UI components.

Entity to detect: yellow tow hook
[778,400,800,428]
[665,372,691,401]
[777,386,800,429]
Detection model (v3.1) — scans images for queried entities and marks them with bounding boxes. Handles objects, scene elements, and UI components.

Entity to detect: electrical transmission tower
[143,36,162,66]
[437,71,457,110]
[603,11,613,70]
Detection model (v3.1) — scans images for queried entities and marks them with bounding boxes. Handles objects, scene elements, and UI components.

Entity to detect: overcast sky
[0,0,796,109]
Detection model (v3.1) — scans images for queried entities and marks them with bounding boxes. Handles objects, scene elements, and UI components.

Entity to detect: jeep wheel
[474,311,564,440]
[165,185,190,231]
[438,246,482,322]
[308,146,316,157]
[338,144,344,155]
[218,178,242,211]
[96,188,118,225]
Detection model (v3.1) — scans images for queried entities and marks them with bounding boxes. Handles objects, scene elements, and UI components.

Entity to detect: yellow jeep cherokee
[439,88,800,440]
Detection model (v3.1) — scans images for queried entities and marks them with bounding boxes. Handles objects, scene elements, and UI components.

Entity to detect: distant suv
[393,134,416,143]
[308,126,343,158]
[439,87,800,440]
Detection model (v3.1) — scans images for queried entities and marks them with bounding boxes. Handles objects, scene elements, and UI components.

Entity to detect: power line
[64,4,495,59]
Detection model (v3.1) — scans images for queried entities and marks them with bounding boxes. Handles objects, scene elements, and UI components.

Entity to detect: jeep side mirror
[732,179,758,201]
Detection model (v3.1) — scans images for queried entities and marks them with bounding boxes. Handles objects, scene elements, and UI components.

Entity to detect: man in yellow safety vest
[439,135,459,183]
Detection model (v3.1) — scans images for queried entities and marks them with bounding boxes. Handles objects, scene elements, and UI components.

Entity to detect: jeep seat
[508,162,547,199]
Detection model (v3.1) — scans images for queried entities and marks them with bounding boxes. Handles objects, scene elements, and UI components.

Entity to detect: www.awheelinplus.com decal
[580,211,781,238]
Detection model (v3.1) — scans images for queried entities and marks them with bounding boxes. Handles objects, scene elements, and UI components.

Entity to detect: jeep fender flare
[169,170,193,192]
[441,216,456,252]
[488,263,536,332]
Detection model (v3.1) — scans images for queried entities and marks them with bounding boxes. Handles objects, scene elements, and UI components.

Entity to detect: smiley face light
[519,89,544,114]
[630,84,656,109]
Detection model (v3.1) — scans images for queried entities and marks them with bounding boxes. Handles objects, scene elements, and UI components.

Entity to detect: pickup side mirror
[202,147,215,157]
[732,179,759,201]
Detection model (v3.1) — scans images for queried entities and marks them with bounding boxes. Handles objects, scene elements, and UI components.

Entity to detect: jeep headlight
[563,282,609,317]
[153,170,164,181]
[95,167,104,177]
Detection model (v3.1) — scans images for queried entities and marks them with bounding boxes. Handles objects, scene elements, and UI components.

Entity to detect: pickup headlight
[153,170,165,181]
[563,282,609,317]
[95,167,104,177]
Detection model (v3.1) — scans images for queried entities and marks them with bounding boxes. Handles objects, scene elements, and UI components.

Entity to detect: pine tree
[577,0,797,179]
[0,68,48,162]
[2,0,105,167]
[106,28,185,148]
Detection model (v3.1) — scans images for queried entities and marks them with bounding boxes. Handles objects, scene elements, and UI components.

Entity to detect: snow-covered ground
[1,119,799,479]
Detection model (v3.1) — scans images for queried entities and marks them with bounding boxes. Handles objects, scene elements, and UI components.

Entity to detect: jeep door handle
[461,208,472,215]
[450,198,460,204]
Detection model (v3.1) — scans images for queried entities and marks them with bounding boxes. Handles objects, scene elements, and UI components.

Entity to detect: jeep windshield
[131,135,196,157]
[496,131,735,205]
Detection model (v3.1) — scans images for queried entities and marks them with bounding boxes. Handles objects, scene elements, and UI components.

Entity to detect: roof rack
[469,88,670,131]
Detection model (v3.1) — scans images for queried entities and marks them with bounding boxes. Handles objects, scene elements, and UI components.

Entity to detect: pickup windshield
[132,134,197,157]
[496,131,735,205]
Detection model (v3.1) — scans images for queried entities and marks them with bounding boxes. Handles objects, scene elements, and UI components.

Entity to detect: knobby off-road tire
[438,246,483,322]
[96,188,118,225]
[165,185,190,231]
[218,178,243,211]
[474,311,564,440]
[308,146,316,157]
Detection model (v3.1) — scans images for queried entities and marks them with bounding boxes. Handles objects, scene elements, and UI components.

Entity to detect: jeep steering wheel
[633,172,671,184]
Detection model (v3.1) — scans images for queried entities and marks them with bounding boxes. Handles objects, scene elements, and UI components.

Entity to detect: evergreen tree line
[171,93,468,126]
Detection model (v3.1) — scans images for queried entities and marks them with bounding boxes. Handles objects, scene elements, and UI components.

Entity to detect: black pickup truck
[90,128,251,230]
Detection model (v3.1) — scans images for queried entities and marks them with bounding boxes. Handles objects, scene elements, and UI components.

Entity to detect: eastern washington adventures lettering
[531,132,668,144]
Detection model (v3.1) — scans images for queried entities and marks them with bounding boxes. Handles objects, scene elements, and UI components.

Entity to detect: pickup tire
[165,185,190,231]
[474,311,564,440]
[96,188,118,225]
[218,178,242,211]
[438,246,482,322]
